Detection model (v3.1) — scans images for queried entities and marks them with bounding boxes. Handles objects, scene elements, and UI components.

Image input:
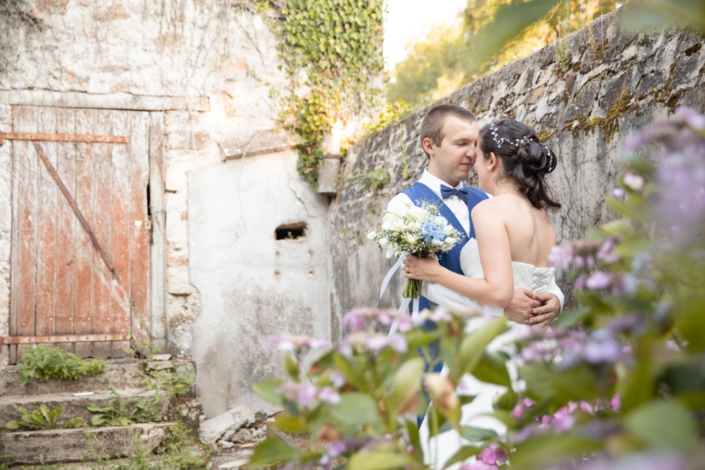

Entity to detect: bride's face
[474,145,494,194]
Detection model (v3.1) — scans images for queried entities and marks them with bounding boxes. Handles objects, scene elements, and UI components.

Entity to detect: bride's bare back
[488,192,556,267]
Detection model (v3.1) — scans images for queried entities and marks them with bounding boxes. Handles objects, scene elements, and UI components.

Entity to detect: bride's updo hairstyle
[479,119,561,210]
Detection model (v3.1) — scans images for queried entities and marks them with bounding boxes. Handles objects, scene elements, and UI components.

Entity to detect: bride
[402,118,561,469]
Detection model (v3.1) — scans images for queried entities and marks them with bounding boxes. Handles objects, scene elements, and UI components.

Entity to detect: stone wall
[329,8,705,319]
[0,0,297,358]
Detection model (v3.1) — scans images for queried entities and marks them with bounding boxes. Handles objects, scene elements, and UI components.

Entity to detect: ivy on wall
[259,0,385,186]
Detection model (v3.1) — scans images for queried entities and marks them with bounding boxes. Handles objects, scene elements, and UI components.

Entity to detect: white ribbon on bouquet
[379,254,420,336]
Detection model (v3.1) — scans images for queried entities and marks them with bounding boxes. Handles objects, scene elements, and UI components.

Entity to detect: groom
[386,104,564,397]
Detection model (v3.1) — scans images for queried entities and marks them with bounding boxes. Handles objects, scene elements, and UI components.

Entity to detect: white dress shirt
[386,169,565,309]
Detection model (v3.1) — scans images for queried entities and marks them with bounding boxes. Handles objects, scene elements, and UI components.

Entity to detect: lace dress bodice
[423,239,555,317]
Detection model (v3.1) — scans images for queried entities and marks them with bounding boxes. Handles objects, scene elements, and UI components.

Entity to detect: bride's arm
[404,202,514,308]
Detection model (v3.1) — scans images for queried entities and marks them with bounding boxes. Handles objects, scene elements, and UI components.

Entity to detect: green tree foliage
[387,0,619,106]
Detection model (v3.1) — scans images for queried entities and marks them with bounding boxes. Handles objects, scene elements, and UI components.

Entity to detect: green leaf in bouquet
[330,392,382,428]
[284,353,301,381]
[511,433,603,469]
[459,317,506,376]
[556,308,592,328]
[472,352,511,387]
[405,418,424,462]
[675,294,705,353]
[333,354,369,392]
[348,450,410,470]
[390,357,424,414]
[624,400,697,451]
[252,378,283,406]
[274,413,308,433]
[442,445,481,469]
[618,359,654,413]
[461,425,498,442]
[246,436,303,468]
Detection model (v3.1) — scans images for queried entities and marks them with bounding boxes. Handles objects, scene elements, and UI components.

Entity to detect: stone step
[0,388,171,429]
[0,360,146,396]
[0,422,176,465]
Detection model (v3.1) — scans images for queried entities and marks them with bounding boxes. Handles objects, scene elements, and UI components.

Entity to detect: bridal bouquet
[367,201,463,298]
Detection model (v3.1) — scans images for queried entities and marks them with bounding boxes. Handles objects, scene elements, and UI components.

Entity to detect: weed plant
[88,385,163,427]
[18,345,105,386]
[5,405,83,430]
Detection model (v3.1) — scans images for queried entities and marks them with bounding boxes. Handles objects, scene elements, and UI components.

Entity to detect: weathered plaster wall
[188,151,330,417]
[0,0,293,356]
[329,9,705,319]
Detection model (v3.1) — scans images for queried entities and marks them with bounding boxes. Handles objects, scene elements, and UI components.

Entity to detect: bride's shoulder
[470,196,508,222]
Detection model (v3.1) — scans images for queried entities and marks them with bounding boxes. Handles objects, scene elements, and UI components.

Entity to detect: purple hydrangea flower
[583,340,622,364]
[318,386,341,404]
[586,271,611,290]
[477,443,508,465]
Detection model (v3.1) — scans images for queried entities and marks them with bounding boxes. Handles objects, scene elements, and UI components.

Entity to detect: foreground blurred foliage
[249,108,705,469]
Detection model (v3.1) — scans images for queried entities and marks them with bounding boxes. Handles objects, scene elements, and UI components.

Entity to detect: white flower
[405,234,419,244]
[407,222,421,231]
[434,216,445,225]
[381,213,401,231]
[432,239,443,247]
[442,225,453,235]
[378,237,389,248]
[396,203,411,217]
[386,246,395,259]
[366,231,376,240]
[408,206,428,220]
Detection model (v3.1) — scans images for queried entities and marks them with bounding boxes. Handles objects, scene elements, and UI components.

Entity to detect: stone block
[0,388,170,429]
[0,422,174,465]
[199,404,256,445]
[0,361,146,396]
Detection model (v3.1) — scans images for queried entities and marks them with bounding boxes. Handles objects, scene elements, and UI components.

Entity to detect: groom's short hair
[420,105,477,157]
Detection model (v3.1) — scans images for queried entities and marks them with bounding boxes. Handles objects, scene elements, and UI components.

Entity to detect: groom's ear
[422,137,435,158]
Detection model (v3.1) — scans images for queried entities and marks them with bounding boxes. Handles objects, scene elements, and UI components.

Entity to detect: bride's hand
[403,255,442,282]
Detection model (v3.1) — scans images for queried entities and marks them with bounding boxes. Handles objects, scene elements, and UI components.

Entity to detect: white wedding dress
[419,239,555,470]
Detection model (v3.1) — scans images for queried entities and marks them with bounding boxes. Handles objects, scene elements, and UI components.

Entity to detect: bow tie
[440,185,469,203]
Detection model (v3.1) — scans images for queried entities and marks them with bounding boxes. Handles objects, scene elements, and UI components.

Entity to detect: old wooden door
[8,106,151,362]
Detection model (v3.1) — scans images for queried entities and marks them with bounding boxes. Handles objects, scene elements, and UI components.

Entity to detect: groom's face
[426,116,479,185]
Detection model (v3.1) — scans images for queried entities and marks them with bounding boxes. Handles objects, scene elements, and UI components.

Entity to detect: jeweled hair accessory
[489,123,533,148]
[489,123,555,173]
[544,145,555,173]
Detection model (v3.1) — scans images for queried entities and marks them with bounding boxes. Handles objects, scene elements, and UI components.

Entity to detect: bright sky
[384,0,467,70]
